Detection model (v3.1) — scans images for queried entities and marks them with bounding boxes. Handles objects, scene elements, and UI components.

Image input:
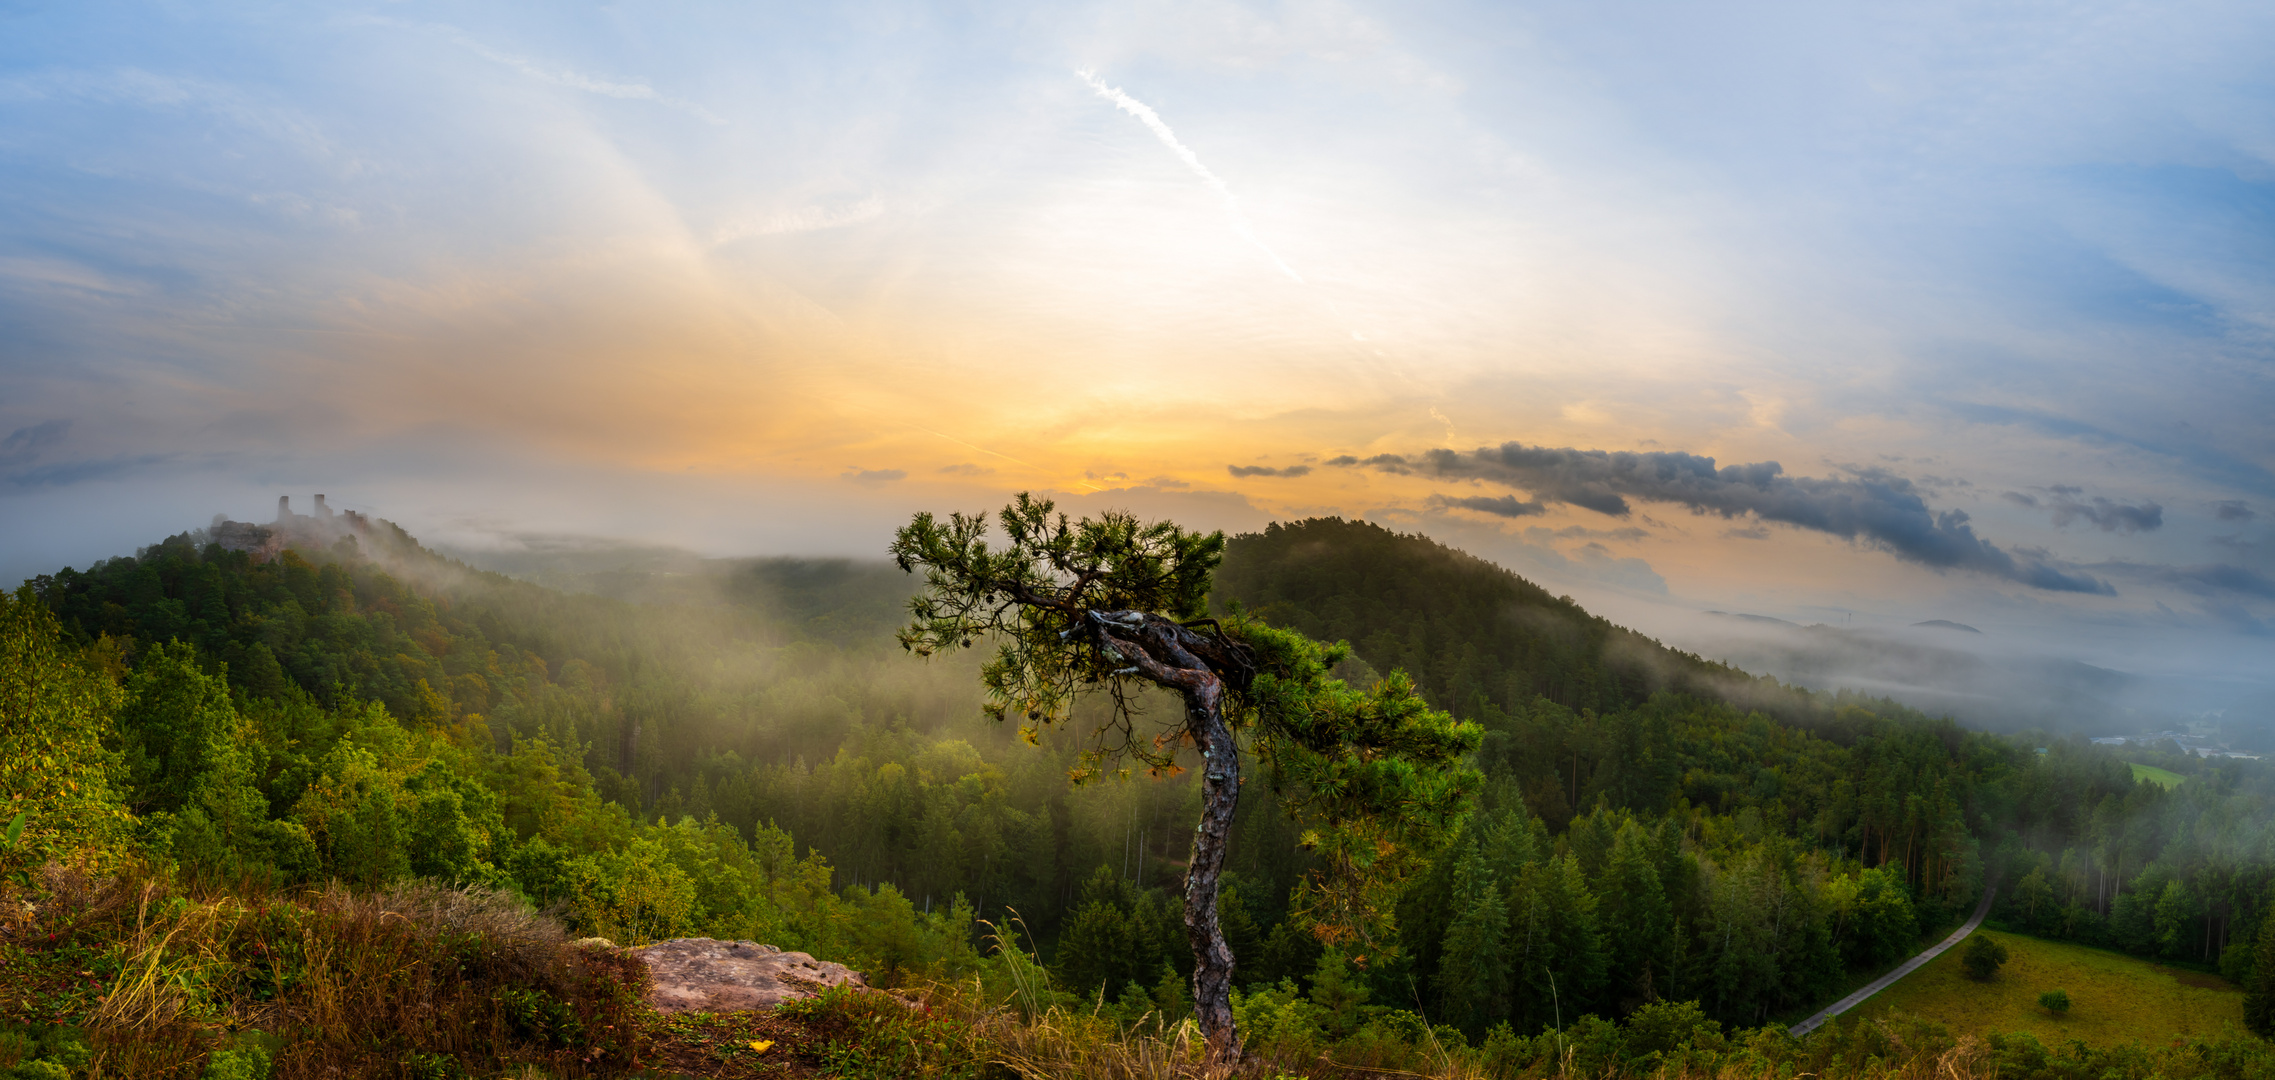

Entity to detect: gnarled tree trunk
[1183,670,1242,1068]
[1085,610,1246,1070]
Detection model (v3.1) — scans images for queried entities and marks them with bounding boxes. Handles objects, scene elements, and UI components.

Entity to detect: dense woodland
[9,511,2275,1054]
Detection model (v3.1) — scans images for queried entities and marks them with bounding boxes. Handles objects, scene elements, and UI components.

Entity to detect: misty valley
[4,502,2274,1079]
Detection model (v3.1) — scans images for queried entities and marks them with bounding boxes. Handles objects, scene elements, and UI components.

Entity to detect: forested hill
[1214,517,1891,829]
[14,508,2275,1039]
[1217,517,1747,718]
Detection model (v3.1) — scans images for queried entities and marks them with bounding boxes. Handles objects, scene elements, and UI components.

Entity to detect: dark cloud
[1338,443,2115,594]
[937,462,994,476]
[1226,464,1313,478]
[2217,500,2256,522]
[2049,496,2162,533]
[1429,493,1546,517]
[841,467,905,483]
[0,420,70,468]
[2008,488,2162,532]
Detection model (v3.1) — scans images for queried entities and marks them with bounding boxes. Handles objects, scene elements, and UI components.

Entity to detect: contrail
[1077,71,1305,284]
[914,425,1047,474]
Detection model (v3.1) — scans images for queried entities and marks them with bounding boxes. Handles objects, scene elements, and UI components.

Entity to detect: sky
[2,1,2272,716]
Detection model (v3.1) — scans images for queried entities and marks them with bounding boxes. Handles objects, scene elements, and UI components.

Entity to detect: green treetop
[891,495,1480,1068]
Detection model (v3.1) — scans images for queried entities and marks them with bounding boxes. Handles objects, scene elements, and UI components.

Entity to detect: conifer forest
[8,510,2275,1079]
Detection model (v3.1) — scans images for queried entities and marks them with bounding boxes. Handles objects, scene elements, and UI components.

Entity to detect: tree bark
[1183,673,1242,1070]
[1083,610,1245,1071]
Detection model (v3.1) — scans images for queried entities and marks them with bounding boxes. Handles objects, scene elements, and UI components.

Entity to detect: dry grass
[1,863,652,1079]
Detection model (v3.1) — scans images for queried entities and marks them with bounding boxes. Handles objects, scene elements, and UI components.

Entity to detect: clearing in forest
[2128,762,2186,789]
[1859,930,2242,1047]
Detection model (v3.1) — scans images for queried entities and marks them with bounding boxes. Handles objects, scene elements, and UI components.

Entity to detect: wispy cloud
[1227,463,1311,478]
[9,452,173,487]
[0,420,70,467]
[1429,492,1546,517]
[713,198,885,243]
[2092,561,2275,601]
[1077,70,1304,284]
[370,18,725,125]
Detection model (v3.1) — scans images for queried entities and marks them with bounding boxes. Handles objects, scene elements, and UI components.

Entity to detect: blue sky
[2,1,2271,711]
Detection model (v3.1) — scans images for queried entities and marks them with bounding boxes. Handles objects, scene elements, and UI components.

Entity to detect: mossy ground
[1860,929,2242,1047]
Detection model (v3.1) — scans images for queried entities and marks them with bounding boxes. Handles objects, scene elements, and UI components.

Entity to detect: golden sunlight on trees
[0,586,133,875]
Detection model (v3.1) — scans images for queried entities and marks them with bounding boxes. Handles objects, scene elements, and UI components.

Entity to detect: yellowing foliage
[0,585,133,871]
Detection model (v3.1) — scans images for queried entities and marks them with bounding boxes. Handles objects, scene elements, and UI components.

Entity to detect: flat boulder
[632,938,867,1013]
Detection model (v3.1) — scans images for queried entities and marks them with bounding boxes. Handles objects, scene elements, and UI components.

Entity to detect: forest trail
[1789,885,1998,1037]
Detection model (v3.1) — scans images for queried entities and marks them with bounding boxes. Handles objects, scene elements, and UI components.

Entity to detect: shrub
[1962,933,2009,980]
[1624,999,1725,1060]
[2039,988,2071,1014]
[12,870,648,1079]
[201,1045,271,1080]
[776,986,985,1080]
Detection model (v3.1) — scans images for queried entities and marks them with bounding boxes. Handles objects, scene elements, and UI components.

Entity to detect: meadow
[1860,929,2243,1047]
[2127,762,2187,790]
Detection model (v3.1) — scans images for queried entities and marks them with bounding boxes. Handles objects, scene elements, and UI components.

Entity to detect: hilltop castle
[209,494,373,558]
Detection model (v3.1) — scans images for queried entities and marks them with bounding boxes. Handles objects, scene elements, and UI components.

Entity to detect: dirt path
[1789,885,1998,1037]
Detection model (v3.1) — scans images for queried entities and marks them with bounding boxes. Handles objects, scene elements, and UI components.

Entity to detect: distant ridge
[1705,610,1803,628]
[1913,619,1982,633]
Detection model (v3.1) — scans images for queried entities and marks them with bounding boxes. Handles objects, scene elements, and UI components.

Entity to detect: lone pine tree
[892,495,1480,1067]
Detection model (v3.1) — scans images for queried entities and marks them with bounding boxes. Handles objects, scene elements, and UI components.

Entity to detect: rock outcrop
[632,938,867,1013]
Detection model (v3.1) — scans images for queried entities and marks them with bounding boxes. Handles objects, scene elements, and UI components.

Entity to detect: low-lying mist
[436,529,2274,750]
[435,536,917,646]
[1653,608,2272,745]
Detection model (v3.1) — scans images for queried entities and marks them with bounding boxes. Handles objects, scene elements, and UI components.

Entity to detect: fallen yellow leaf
[748,1040,773,1054]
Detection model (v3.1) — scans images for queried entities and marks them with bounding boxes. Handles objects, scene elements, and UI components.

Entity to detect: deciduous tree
[1961,932,2008,980]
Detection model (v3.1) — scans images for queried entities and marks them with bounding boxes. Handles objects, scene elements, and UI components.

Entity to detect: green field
[2129,762,2186,789]
[1859,930,2242,1046]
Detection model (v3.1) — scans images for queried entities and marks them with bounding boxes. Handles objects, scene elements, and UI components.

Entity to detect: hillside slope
[1216,518,1749,719]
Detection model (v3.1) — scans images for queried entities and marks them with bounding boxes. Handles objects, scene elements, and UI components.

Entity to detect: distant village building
[2089,732,2259,760]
